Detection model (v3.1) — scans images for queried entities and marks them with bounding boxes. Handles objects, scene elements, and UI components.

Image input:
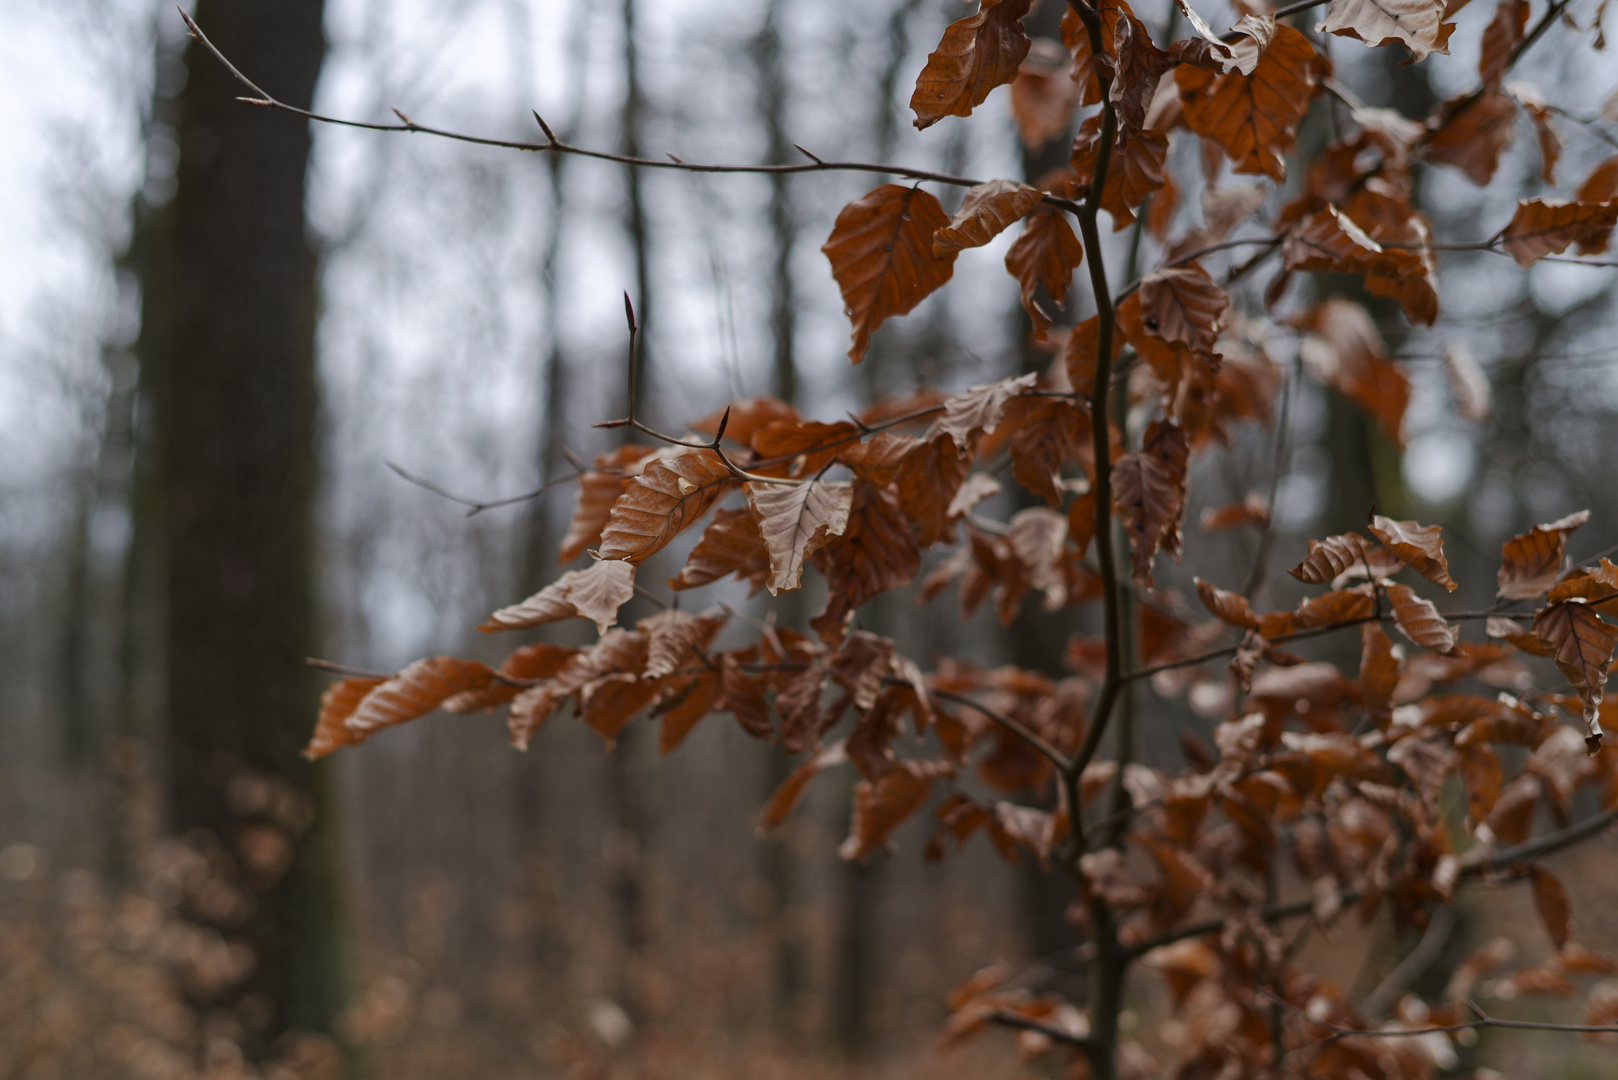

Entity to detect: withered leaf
[692,396,799,446]
[1200,494,1269,532]
[1196,577,1260,629]
[1004,209,1085,337]
[595,451,734,564]
[749,419,859,479]
[346,657,497,738]
[823,185,957,364]
[1112,450,1180,587]
[775,661,830,753]
[1175,24,1326,181]
[1298,299,1410,446]
[1444,342,1492,423]
[838,432,921,487]
[1137,266,1228,358]
[1424,90,1516,185]
[560,445,658,563]
[1359,623,1400,729]
[668,507,771,593]
[745,479,854,595]
[840,759,955,860]
[1369,514,1457,592]
[1065,313,1122,397]
[579,672,661,744]
[910,0,1033,130]
[1010,39,1082,148]
[305,676,386,759]
[656,668,722,754]
[934,180,1047,256]
[481,558,636,635]
[759,741,847,832]
[812,483,924,644]
[1007,507,1070,610]
[640,608,726,680]
[931,372,1038,448]
[897,434,973,547]
[1004,395,1090,506]
[1574,157,1618,253]
[441,641,584,713]
[1291,587,1377,630]
[1478,0,1529,85]
[1499,199,1618,268]
[1070,119,1169,229]
[1528,865,1572,950]
[1532,600,1618,742]
[1385,582,1460,655]
[1498,510,1589,600]
[1319,0,1452,63]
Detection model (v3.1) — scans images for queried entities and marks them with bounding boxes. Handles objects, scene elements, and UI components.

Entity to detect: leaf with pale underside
[640,608,727,680]
[910,0,1033,129]
[1500,199,1618,268]
[668,507,771,593]
[1138,266,1228,358]
[481,558,637,635]
[746,479,854,595]
[1175,24,1326,181]
[931,373,1039,447]
[934,180,1046,256]
[823,185,957,364]
[1498,511,1589,599]
[1385,582,1460,655]
[1369,515,1457,592]
[595,451,734,564]
[1532,600,1618,746]
[1170,0,1275,74]
[1196,577,1259,629]
[1288,532,1374,584]
[759,741,848,832]
[1320,0,1452,63]
[1004,209,1085,337]
[345,657,497,738]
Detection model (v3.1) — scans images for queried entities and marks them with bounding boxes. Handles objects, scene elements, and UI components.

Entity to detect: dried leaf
[640,608,726,680]
[1532,600,1618,743]
[840,760,954,860]
[1320,0,1452,63]
[934,180,1047,255]
[931,373,1039,447]
[759,741,847,832]
[305,676,386,759]
[1385,582,1460,655]
[668,507,771,593]
[560,445,658,563]
[1298,299,1410,446]
[1137,266,1228,358]
[1478,0,1529,85]
[1007,507,1070,610]
[1500,199,1618,268]
[911,0,1033,129]
[481,558,637,635]
[1424,90,1516,185]
[656,668,723,754]
[1004,209,1085,337]
[1370,515,1457,592]
[1528,865,1572,950]
[1010,39,1082,148]
[1360,623,1400,728]
[1498,511,1589,600]
[441,642,583,713]
[823,184,957,364]
[1065,313,1122,396]
[1196,577,1260,629]
[745,479,854,595]
[346,657,497,737]
[838,432,922,487]
[1004,395,1090,506]
[1200,494,1269,531]
[897,434,973,546]
[1070,120,1170,229]
[750,419,860,479]
[812,483,924,643]
[595,452,734,564]
[1443,342,1492,423]
[1175,24,1326,181]
[1288,532,1374,584]
[1291,587,1377,631]
[692,396,799,446]
[1574,157,1618,253]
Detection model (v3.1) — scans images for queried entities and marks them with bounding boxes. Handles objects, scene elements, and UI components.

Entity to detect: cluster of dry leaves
[301,0,1618,1074]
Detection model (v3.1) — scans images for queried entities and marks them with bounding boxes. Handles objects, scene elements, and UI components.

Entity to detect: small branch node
[792,143,825,164]
[533,111,558,145]
[391,107,416,128]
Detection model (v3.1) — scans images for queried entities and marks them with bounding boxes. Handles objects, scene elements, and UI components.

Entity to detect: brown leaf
[560,445,659,563]
[441,641,584,713]
[823,185,957,364]
[1500,199,1618,268]
[812,483,924,644]
[1533,600,1618,742]
[1137,266,1228,358]
[1298,299,1410,446]
[1359,623,1400,728]
[749,419,860,479]
[745,479,854,595]
[720,651,773,740]
[667,507,771,593]
[910,0,1033,129]
[1478,0,1529,85]
[305,676,386,759]
[1291,587,1377,631]
[896,434,973,547]
[934,180,1047,256]
[1070,121,1170,229]
[759,741,847,832]
[1010,39,1081,147]
[1498,511,1590,600]
[1196,577,1260,629]
[1459,743,1504,824]
[1068,490,1098,558]
[656,668,723,754]
[1280,730,1390,781]
[931,373,1038,448]
[775,662,830,753]
[1320,0,1452,63]
[1004,395,1090,506]
[595,451,734,564]
[1170,2,1275,74]
[1282,207,1429,311]
[1547,558,1618,606]
[1112,450,1180,587]
[640,608,726,680]
[346,657,498,738]
[1289,532,1375,585]
[1175,24,1326,181]
[1007,507,1070,610]
[1385,582,1460,655]
[1424,90,1516,185]
[579,672,661,744]
[1528,865,1572,950]
[1520,94,1562,186]
[1200,493,1269,531]
[1574,157,1618,253]
[1004,209,1085,337]
[840,760,955,860]
[838,432,921,487]
[1065,313,1122,396]
[481,558,637,635]
[1370,514,1457,592]
[692,396,799,446]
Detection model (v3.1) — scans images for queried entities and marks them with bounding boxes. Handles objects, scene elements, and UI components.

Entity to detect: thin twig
[1262,988,1618,1042]
[386,461,581,517]
[931,687,1071,771]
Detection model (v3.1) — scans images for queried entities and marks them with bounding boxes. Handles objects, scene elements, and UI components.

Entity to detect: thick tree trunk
[150,0,344,1049]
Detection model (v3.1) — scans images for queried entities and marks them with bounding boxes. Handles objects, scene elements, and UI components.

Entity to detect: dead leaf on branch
[1065,314,1122,397]
[1532,600,1618,746]
[1424,90,1516,185]
[745,479,853,595]
[481,558,637,635]
[1113,434,1185,587]
[1528,864,1573,950]
[595,451,734,564]
[840,760,955,860]
[346,657,497,739]
[1170,0,1275,75]
[1137,265,1228,358]
[1004,209,1085,338]
[837,432,921,487]
[668,507,771,593]
[759,741,847,832]
[1359,623,1400,729]
[1369,514,1458,592]
[640,608,726,680]
[560,445,659,564]
[1500,199,1618,268]
[441,641,584,713]
[1196,577,1260,629]
[1478,0,1529,85]
[1069,116,1169,229]
[931,372,1038,448]
[749,419,859,479]
[1003,394,1090,506]
[1385,582,1461,655]
[1176,24,1326,182]
[823,184,957,364]
[910,0,1033,130]
[1497,510,1589,599]
[1319,0,1453,63]
[692,396,799,446]
[812,483,924,644]
[1010,39,1081,148]
[1298,299,1410,446]
[305,676,387,759]
[933,180,1047,256]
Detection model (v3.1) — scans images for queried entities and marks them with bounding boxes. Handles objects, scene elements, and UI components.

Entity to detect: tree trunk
[150,0,344,1049]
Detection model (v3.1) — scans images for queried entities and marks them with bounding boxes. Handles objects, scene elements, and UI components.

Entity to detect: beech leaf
[1532,600,1618,745]
[560,445,658,564]
[759,741,848,832]
[1369,514,1457,592]
[839,760,955,860]
[823,185,957,364]
[1004,209,1085,337]
[745,479,855,595]
[1499,199,1618,268]
[668,507,772,593]
[1528,865,1572,950]
[305,676,387,759]
[481,558,637,635]
[931,373,1039,447]
[1478,0,1529,85]
[1498,510,1589,599]
[1175,24,1326,182]
[595,451,734,564]
[910,0,1033,129]
[1137,266,1229,357]
[1319,0,1452,63]
[1385,582,1460,655]
[811,483,923,644]
[345,657,497,738]
[1289,533,1374,584]
[933,180,1046,256]
[1196,577,1260,629]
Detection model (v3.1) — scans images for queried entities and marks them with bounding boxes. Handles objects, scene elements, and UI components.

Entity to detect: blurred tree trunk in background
[146,0,346,1051]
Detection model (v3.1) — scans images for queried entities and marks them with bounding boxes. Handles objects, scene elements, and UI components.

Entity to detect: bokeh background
[3,0,1618,1076]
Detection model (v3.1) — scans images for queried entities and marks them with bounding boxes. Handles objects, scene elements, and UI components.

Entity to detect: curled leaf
[1532,599,1618,746]
[1288,532,1374,585]
[1369,514,1457,592]
[482,558,637,635]
[1319,0,1452,63]
[1385,582,1460,655]
[1497,510,1589,600]
[745,479,855,595]
[911,0,1033,129]
[934,180,1046,255]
